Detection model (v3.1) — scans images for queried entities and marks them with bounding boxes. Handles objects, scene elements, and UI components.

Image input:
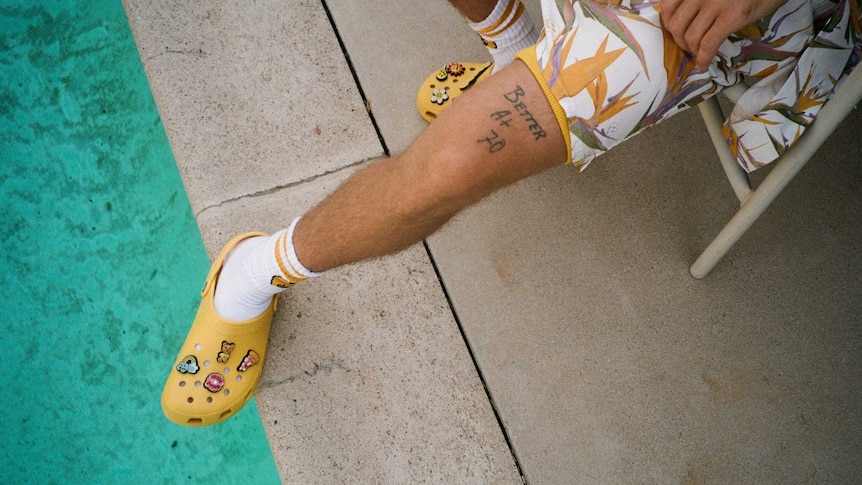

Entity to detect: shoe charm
[431,88,449,105]
[237,350,260,372]
[217,341,235,363]
[204,373,225,392]
[176,355,200,374]
[445,63,465,76]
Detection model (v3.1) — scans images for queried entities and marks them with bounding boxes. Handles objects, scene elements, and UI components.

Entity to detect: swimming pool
[0,1,280,482]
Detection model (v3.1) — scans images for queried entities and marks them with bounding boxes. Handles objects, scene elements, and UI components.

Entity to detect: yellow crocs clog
[416,61,493,122]
[161,232,277,427]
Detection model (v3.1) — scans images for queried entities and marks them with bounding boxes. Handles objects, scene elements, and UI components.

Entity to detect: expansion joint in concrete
[319,0,390,157]
[194,157,375,218]
[144,47,208,63]
[259,360,351,391]
[421,241,529,483]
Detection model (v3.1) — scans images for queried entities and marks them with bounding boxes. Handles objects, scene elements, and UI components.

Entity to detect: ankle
[211,219,323,322]
[283,217,325,277]
[213,236,274,321]
[468,0,539,71]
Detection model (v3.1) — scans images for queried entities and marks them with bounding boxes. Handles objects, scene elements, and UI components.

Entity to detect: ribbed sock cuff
[284,217,323,279]
[469,0,536,46]
[468,0,539,70]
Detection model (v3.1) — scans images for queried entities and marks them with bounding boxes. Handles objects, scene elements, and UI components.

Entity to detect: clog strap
[459,62,493,91]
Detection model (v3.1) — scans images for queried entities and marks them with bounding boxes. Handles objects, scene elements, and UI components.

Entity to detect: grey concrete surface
[196,167,520,483]
[326,0,542,154]
[427,110,862,482]
[126,0,862,482]
[123,0,383,214]
[125,0,521,482]
[327,0,862,483]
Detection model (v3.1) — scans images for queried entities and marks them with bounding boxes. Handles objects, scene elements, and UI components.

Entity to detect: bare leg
[449,0,498,21]
[294,60,566,272]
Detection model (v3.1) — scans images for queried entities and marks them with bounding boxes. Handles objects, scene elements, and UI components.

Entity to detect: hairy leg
[449,0,498,21]
[294,60,566,272]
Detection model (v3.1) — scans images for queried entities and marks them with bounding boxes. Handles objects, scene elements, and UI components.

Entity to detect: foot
[416,61,494,122]
[161,233,277,427]
[213,236,274,321]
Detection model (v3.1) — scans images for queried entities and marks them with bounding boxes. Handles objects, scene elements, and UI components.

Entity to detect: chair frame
[691,65,862,278]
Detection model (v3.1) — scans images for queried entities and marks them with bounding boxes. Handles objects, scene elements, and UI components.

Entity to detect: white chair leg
[691,66,862,278]
[690,148,810,278]
[697,98,753,204]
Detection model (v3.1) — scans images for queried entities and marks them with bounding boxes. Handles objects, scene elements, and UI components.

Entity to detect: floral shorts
[516,0,861,172]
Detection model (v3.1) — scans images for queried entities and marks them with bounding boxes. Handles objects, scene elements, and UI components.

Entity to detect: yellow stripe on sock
[479,0,519,37]
[274,232,304,284]
[484,3,526,38]
[280,230,311,281]
[284,255,307,283]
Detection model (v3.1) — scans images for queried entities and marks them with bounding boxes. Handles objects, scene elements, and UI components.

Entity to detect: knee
[382,141,493,224]
[422,142,500,208]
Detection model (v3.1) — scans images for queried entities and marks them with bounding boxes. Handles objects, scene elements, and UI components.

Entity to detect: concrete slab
[123,0,383,213]
[195,167,521,483]
[325,0,542,153]
[327,0,862,480]
[126,0,862,481]
[426,109,862,483]
[125,0,522,480]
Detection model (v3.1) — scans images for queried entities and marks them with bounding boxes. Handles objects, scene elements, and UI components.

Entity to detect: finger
[661,0,699,53]
[658,0,683,19]
[697,8,750,69]
[684,10,717,62]
[696,22,732,70]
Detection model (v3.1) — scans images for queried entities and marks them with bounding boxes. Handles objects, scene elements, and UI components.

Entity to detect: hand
[659,0,788,69]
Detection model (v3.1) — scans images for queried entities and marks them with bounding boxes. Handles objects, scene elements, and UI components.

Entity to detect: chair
[690,65,862,278]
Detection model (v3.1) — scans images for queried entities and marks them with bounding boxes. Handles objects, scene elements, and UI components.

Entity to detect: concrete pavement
[125,1,862,482]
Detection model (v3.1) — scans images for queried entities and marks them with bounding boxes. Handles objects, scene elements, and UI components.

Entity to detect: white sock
[213,218,321,321]
[469,0,540,73]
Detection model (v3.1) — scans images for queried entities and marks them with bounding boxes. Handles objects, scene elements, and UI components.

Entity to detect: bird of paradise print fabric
[532,0,861,172]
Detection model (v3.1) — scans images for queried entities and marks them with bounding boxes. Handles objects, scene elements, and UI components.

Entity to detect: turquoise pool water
[1,1,280,483]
